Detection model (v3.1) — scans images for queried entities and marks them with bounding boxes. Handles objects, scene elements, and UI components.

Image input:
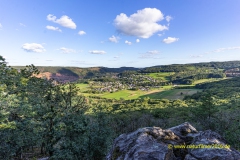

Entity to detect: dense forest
[1,55,240,159]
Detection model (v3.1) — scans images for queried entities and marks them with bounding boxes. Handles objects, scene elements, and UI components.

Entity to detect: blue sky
[0,0,239,68]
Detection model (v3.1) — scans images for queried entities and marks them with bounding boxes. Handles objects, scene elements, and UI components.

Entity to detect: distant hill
[12,60,240,82]
[12,66,141,83]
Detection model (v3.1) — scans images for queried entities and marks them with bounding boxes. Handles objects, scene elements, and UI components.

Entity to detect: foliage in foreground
[0,56,113,159]
[0,55,240,159]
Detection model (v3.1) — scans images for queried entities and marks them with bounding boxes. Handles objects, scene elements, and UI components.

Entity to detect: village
[88,74,162,93]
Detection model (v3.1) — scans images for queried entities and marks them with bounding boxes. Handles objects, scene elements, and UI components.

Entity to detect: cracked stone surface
[106,122,240,160]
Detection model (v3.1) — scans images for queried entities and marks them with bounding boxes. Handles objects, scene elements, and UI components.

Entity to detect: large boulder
[184,130,240,160]
[107,122,240,160]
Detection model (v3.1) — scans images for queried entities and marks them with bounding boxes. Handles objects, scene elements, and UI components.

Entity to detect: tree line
[1,56,239,159]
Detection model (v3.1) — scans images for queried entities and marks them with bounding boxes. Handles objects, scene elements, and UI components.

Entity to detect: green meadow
[76,83,89,92]
[193,78,225,84]
[147,72,174,81]
[140,89,202,100]
[75,82,201,100]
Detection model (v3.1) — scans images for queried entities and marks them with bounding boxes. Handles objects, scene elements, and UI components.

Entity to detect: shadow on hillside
[50,68,80,83]
[58,68,79,77]
[139,91,167,100]
[139,89,202,100]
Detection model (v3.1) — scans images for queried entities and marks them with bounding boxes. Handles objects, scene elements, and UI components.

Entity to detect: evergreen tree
[191,93,218,130]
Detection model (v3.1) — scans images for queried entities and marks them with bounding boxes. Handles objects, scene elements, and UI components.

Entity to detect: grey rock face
[107,122,240,160]
[186,130,240,160]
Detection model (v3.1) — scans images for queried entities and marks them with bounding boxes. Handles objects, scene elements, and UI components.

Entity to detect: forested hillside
[12,66,140,82]
[12,60,240,84]
[1,56,240,159]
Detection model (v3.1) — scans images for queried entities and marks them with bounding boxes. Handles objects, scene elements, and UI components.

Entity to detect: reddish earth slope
[35,72,79,83]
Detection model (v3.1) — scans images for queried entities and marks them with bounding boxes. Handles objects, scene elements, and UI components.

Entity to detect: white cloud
[71,60,85,63]
[78,30,86,35]
[109,56,120,61]
[205,47,240,54]
[212,47,240,53]
[22,43,46,53]
[59,47,76,54]
[47,14,76,29]
[162,37,179,44]
[47,14,56,21]
[147,50,160,54]
[71,60,95,65]
[139,50,161,59]
[19,23,26,27]
[127,60,138,64]
[166,16,172,22]
[158,34,162,37]
[89,50,106,54]
[190,54,203,58]
[136,39,140,43]
[0,23,2,29]
[114,8,168,38]
[109,35,119,43]
[46,25,62,32]
[125,40,132,45]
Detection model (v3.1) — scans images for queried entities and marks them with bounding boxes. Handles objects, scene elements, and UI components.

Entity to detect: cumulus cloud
[22,43,46,53]
[139,50,160,59]
[46,25,62,32]
[114,8,168,38]
[109,35,119,43]
[162,37,179,44]
[47,14,76,29]
[78,30,86,35]
[59,47,76,54]
[125,40,132,45]
[166,16,172,22]
[89,50,106,54]
[136,39,140,43]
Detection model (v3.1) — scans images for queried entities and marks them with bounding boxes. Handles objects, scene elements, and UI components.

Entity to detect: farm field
[75,82,201,100]
[100,88,175,100]
[101,90,148,100]
[76,83,89,91]
[146,72,174,81]
[193,78,225,84]
[81,88,165,100]
[140,89,202,100]
[74,77,226,100]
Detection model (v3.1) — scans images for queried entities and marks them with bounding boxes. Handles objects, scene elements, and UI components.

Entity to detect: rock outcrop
[107,122,240,160]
